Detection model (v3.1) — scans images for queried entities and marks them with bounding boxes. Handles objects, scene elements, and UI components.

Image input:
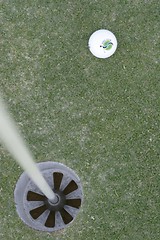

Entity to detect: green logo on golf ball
[100,39,113,50]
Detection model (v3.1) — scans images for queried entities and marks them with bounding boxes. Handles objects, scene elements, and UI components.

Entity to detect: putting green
[1,1,159,239]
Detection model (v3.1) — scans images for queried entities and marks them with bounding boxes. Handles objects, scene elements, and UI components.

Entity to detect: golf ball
[88,29,117,58]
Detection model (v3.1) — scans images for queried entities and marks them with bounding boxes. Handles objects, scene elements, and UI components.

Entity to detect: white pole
[0,97,56,202]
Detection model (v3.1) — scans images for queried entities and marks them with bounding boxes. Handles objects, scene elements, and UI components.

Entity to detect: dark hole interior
[66,198,81,209]
[30,204,47,219]
[53,172,63,191]
[63,180,78,195]
[27,172,81,228]
[27,191,46,201]
[59,208,73,224]
[45,211,55,227]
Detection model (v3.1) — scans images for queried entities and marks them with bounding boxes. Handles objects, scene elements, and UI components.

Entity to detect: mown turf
[0,0,160,239]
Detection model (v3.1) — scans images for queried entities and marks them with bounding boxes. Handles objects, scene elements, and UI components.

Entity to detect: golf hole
[14,162,83,232]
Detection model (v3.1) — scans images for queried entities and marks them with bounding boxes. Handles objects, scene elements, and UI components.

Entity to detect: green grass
[0,0,160,239]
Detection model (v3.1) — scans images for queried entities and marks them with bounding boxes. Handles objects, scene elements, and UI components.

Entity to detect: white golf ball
[88,29,117,58]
